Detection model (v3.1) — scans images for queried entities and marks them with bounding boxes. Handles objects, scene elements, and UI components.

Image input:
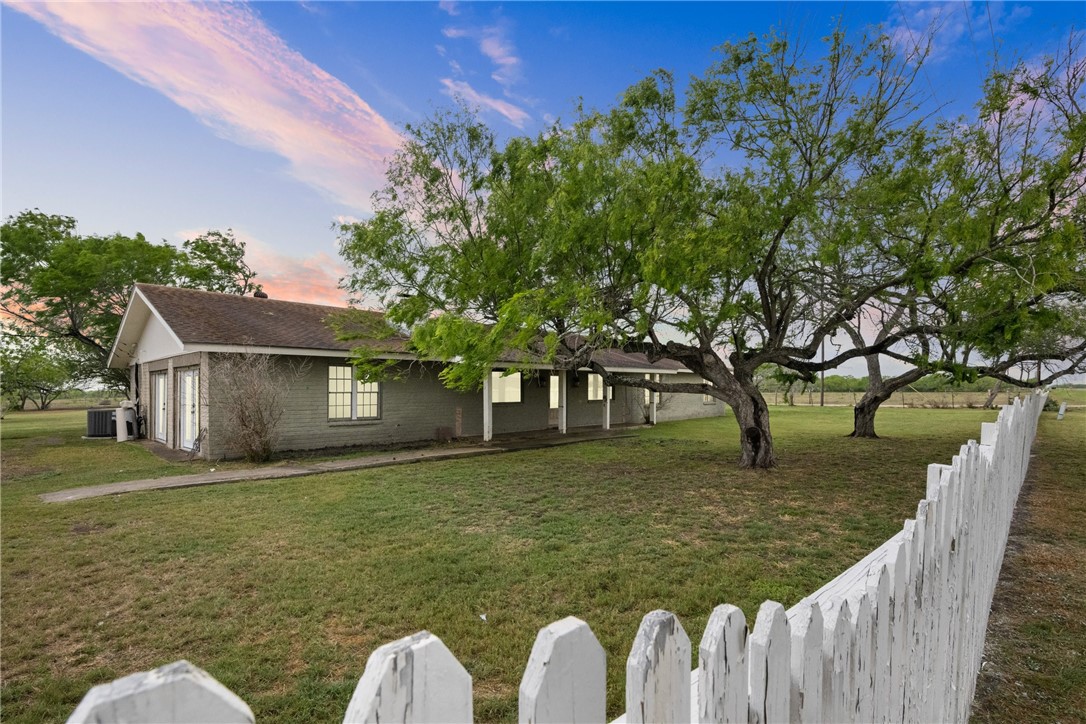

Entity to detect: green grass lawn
[1,403,1074,721]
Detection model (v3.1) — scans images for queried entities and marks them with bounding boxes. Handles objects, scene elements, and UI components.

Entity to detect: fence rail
[66,392,1048,724]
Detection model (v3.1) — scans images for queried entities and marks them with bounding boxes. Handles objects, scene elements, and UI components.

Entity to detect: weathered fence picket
[343,631,471,724]
[867,564,891,722]
[786,601,822,723]
[519,616,606,724]
[696,604,747,724]
[624,611,691,724]
[67,660,253,724]
[66,392,1049,724]
[747,601,789,724]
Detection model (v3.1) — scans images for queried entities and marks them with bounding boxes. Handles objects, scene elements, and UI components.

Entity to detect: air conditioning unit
[86,409,116,438]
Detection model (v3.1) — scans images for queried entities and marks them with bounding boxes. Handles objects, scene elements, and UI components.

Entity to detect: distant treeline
[759,374,1031,394]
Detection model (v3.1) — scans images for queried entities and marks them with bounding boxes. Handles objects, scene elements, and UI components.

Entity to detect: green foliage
[177,229,261,296]
[1,328,85,410]
[339,28,1084,467]
[1,210,261,391]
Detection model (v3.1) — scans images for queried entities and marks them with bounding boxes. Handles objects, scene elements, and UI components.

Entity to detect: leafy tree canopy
[1,210,261,392]
[339,27,1084,468]
[1,326,86,411]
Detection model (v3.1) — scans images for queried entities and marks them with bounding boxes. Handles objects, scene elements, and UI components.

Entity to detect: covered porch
[480,367,669,443]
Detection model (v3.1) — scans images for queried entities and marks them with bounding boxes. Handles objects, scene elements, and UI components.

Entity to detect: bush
[212,352,309,462]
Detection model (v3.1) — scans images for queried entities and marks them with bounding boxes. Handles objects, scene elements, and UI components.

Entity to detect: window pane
[328,365,353,419]
[358,381,380,419]
[588,373,603,401]
[550,375,560,409]
[491,371,522,403]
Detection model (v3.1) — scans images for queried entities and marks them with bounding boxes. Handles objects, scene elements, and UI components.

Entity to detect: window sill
[328,419,382,426]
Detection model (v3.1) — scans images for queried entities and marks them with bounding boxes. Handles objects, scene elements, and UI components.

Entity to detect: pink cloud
[7,1,403,213]
[440,78,530,128]
[245,239,349,307]
[439,1,461,17]
[174,228,349,307]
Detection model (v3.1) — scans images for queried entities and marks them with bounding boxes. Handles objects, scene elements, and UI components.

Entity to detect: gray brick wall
[656,372,728,422]
[197,357,725,459]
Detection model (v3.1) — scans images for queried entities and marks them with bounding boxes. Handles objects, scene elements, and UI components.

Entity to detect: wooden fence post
[788,601,823,723]
[822,598,853,722]
[519,616,605,724]
[625,610,690,724]
[67,660,253,724]
[867,564,892,723]
[344,631,471,724]
[697,604,748,724]
[850,591,875,723]
[748,601,790,724]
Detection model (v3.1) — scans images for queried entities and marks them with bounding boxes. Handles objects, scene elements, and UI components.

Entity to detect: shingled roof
[134,284,408,353]
[109,284,687,374]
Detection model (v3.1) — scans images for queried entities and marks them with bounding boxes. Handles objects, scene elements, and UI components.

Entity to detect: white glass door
[177,368,200,450]
[152,372,167,442]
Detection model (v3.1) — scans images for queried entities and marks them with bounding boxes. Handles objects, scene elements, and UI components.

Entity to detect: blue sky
[2,1,1081,309]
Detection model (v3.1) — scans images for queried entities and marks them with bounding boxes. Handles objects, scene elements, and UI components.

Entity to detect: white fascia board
[195,344,375,358]
[107,286,185,369]
[106,292,144,369]
[191,345,687,374]
[600,367,683,375]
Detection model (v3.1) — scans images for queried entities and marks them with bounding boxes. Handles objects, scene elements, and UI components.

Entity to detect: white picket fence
[67,392,1048,724]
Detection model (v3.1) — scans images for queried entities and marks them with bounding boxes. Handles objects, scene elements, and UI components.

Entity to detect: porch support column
[650,374,659,425]
[603,385,611,430]
[483,370,493,442]
[558,370,568,434]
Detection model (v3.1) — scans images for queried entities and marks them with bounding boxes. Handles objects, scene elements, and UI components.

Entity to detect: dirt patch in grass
[971,412,1086,722]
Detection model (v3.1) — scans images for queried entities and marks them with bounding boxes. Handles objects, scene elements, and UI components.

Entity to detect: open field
[765,387,1086,408]
[2,403,1080,721]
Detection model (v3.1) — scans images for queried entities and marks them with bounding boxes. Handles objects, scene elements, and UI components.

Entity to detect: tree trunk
[850,392,888,438]
[849,367,929,438]
[732,383,777,469]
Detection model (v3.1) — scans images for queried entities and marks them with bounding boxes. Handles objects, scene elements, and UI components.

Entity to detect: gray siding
[206,360,672,458]
[133,355,728,460]
[656,372,729,422]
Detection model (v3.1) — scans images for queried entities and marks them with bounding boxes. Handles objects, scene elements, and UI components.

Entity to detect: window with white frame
[491,370,522,403]
[328,365,380,420]
[703,392,716,404]
[588,373,613,401]
[644,373,653,404]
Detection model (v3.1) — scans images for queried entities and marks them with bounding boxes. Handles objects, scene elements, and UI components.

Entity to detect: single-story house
[107,284,726,460]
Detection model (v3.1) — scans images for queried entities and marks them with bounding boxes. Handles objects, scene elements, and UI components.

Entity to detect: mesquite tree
[340,28,930,468]
[833,36,1086,437]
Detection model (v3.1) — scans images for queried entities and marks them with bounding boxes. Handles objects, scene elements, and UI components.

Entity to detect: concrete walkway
[40,428,636,503]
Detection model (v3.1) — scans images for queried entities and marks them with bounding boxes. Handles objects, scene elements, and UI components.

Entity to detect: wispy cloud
[438,1,460,17]
[442,20,524,93]
[439,78,530,128]
[438,15,530,127]
[886,1,1032,64]
[7,1,403,213]
[478,26,523,89]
